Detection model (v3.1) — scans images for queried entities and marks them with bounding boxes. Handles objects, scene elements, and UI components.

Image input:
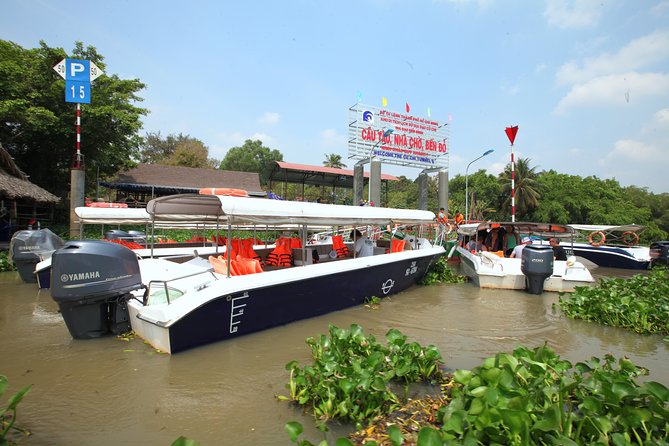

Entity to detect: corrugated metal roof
[269,161,399,188]
[103,164,263,194]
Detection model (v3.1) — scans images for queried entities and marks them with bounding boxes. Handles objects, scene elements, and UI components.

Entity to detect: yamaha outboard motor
[104,229,130,241]
[521,245,554,295]
[649,241,669,268]
[127,230,146,244]
[9,229,65,283]
[51,240,143,339]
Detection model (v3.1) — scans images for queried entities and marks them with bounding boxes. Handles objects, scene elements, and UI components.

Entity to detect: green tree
[141,132,216,168]
[498,157,541,220]
[219,139,283,187]
[323,153,346,169]
[0,40,147,197]
[139,132,216,166]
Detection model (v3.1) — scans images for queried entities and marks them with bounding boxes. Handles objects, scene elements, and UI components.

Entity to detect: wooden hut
[0,143,60,241]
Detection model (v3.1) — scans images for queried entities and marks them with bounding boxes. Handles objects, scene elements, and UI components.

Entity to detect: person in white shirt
[510,236,532,258]
[351,229,374,257]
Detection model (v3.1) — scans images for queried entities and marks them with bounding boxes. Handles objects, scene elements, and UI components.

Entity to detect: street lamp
[367,128,393,205]
[465,149,494,223]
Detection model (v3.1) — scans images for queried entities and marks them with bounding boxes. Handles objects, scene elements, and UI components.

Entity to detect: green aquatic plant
[559,267,669,335]
[0,375,32,445]
[0,251,16,273]
[285,344,669,446]
[439,344,669,445]
[418,255,467,286]
[279,324,443,427]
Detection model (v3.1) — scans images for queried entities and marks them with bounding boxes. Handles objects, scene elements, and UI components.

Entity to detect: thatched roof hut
[0,144,60,204]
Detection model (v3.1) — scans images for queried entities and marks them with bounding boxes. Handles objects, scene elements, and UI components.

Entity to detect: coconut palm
[498,157,541,219]
[323,153,346,169]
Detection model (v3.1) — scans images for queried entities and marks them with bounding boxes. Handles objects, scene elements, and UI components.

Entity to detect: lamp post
[367,128,393,205]
[465,149,494,223]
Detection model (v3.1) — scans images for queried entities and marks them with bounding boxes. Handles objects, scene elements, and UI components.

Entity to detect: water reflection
[0,267,667,446]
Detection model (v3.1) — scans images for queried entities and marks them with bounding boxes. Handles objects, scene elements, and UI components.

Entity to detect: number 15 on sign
[65,80,91,104]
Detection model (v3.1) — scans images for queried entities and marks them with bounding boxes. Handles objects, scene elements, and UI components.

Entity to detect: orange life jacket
[331,235,349,258]
[391,238,406,253]
[264,238,293,267]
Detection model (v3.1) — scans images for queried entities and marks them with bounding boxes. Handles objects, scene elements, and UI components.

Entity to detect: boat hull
[566,244,650,269]
[129,250,444,353]
[458,247,594,293]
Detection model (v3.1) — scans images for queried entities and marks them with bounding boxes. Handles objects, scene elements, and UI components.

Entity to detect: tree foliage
[140,131,216,168]
[219,139,283,186]
[497,157,541,220]
[0,40,147,197]
[323,153,346,169]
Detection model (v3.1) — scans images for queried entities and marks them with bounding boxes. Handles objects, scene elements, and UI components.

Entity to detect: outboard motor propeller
[649,241,669,268]
[521,244,554,295]
[50,240,143,339]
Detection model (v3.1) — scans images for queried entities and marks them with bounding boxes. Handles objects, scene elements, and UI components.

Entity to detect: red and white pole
[504,126,519,222]
[74,103,82,168]
[511,146,515,222]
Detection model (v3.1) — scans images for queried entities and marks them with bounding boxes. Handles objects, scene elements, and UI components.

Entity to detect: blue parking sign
[65,59,90,82]
[65,80,91,104]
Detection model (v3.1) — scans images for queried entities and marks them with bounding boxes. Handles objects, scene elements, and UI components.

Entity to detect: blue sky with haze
[3,0,668,192]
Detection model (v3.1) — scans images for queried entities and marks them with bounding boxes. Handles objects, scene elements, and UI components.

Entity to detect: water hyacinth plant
[278,324,444,427]
[285,344,669,446]
[439,344,669,445]
[558,267,669,335]
[417,255,467,286]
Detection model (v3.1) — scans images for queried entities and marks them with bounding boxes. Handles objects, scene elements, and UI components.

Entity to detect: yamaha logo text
[60,271,101,282]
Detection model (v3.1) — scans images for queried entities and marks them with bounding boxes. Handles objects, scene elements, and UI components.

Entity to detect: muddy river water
[1,266,667,445]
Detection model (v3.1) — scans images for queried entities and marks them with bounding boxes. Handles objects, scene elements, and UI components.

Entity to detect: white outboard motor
[521,245,554,295]
[50,240,143,339]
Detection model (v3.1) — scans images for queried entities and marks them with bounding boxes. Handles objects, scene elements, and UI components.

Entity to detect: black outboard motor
[521,245,554,295]
[649,241,669,267]
[127,230,146,244]
[104,229,130,241]
[50,240,143,339]
[9,229,65,283]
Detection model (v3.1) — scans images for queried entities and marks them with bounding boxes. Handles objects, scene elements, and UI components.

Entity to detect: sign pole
[504,126,519,222]
[53,58,103,237]
[74,102,82,168]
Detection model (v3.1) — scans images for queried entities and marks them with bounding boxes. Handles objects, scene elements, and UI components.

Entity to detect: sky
[3,0,669,193]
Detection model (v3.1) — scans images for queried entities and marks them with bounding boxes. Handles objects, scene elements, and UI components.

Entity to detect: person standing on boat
[454,211,464,227]
[510,236,532,258]
[549,238,567,261]
[437,207,449,237]
[351,229,374,257]
[503,226,520,257]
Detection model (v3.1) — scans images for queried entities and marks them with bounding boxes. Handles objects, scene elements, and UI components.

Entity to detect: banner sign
[348,103,449,169]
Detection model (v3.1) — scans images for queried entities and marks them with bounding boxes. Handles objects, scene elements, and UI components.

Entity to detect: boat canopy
[75,207,151,225]
[457,221,575,237]
[568,224,644,233]
[146,194,437,227]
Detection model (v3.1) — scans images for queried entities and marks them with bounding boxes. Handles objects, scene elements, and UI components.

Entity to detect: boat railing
[145,268,217,305]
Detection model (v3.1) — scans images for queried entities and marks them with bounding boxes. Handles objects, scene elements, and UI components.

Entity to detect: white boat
[49,194,445,353]
[566,224,651,270]
[456,222,595,293]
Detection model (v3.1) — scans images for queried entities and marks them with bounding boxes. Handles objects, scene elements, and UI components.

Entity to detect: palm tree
[498,157,541,219]
[323,153,346,169]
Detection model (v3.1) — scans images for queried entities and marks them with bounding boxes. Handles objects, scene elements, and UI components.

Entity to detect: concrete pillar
[438,169,449,217]
[417,171,428,210]
[369,158,381,207]
[69,167,85,239]
[353,162,364,206]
